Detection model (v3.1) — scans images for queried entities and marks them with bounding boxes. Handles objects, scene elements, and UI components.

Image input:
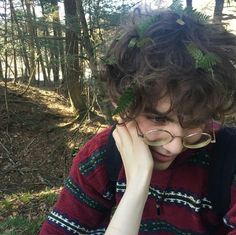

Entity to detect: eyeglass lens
[143,130,211,148]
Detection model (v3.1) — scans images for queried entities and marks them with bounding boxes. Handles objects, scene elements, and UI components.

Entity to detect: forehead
[143,93,212,128]
[145,96,172,115]
[143,96,181,123]
[155,96,172,113]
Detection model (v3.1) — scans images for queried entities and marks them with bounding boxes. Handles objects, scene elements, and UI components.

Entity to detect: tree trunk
[76,0,113,121]
[213,0,224,23]
[76,0,98,77]
[0,59,3,80]
[186,0,192,8]
[32,6,48,84]
[10,5,18,82]
[9,0,30,78]
[64,0,86,113]
[59,35,65,83]
[12,49,18,82]
[25,0,36,82]
[51,0,61,85]
[4,0,8,80]
[38,0,52,83]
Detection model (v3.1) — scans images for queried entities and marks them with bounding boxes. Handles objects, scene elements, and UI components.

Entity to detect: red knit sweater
[39,127,236,235]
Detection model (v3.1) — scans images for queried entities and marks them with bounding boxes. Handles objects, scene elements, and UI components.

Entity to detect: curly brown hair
[103,9,236,127]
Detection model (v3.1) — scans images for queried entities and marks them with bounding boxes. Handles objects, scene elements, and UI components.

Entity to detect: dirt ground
[0,81,108,197]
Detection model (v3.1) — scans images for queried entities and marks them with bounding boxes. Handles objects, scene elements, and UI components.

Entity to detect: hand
[112,120,154,189]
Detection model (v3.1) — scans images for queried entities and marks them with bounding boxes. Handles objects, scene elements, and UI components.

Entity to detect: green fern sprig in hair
[169,0,184,15]
[102,56,116,65]
[128,37,153,48]
[127,15,159,49]
[169,0,209,24]
[183,8,209,23]
[112,87,135,116]
[187,43,219,71]
[135,14,160,39]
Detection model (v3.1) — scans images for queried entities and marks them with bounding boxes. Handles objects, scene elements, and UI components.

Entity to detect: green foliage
[169,0,184,15]
[113,87,134,116]
[128,38,137,48]
[136,15,160,38]
[176,18,185,25]
[101,56,116,65]
[183,8,210,23]
[71,146,80,158]
[126,14,160,50]
[0,189,59,235]
[128,37,152,48]
[169,0,209,24]
[0,215,45,235]
[113,1,213,116]
[187,43,219,71]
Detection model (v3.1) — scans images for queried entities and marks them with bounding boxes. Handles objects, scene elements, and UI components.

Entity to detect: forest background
[0,0,235,234]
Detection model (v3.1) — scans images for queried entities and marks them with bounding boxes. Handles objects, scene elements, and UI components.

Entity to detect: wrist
[126,172,152,196]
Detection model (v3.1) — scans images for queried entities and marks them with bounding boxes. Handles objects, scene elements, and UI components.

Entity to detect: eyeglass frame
[135,120,216,149]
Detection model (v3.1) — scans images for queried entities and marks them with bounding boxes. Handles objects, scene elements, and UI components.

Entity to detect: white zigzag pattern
[116,182,212,212]
[48,211,106,235]
[223,217,235,229]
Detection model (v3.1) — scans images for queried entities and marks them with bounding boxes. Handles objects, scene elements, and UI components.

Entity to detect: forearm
[105,121,154,235]
[105,177,151,235]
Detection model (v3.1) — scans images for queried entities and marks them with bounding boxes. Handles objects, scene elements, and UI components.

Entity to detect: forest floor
[0,81,108,234]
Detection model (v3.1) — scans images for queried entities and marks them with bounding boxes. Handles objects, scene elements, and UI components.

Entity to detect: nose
[162,136,184,155]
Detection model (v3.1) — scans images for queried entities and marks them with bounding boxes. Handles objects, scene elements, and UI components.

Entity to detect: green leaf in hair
[168,0,209,24]
[136,15,160,38]
[128,37,152,48]
[112,87,135,116]
[128,38,138,48]
[176,18,185,25]
[187,43,219,71]
[102,56,116,65]
[201,53,219,70]
[136,37,152,47]
[169,0,184,15]
[183,8,209,23]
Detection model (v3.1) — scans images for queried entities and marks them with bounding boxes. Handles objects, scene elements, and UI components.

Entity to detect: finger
[125,120,143,144]
[116,116,125,126]
[112,128,123,153]
[115,123,133,146]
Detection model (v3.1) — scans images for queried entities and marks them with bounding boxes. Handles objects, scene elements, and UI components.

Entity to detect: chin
[154,160,173,171]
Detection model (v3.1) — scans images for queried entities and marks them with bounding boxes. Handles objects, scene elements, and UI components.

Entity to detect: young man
[40,8,236,235]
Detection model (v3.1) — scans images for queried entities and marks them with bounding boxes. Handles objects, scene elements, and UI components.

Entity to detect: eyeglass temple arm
[134,119,144,138]
[211,128,216,143]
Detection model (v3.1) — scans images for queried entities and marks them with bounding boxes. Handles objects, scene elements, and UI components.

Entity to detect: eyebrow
[143,108,178,122]
[144,107,171,116]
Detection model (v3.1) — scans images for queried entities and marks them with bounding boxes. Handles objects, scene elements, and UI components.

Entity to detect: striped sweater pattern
[39,127,236,235]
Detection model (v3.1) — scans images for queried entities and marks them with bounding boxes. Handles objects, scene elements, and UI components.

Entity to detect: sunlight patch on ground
[0,187,61,221]
[0,187,61,235]
[1,82,73,117]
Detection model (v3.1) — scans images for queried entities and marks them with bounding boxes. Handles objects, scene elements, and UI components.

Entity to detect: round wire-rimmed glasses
[135,121,216,149]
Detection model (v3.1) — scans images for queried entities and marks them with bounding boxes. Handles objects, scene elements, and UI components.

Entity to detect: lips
[150,149,175,163]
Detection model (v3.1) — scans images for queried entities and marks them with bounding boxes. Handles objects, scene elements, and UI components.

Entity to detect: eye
[146,114,169,125]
